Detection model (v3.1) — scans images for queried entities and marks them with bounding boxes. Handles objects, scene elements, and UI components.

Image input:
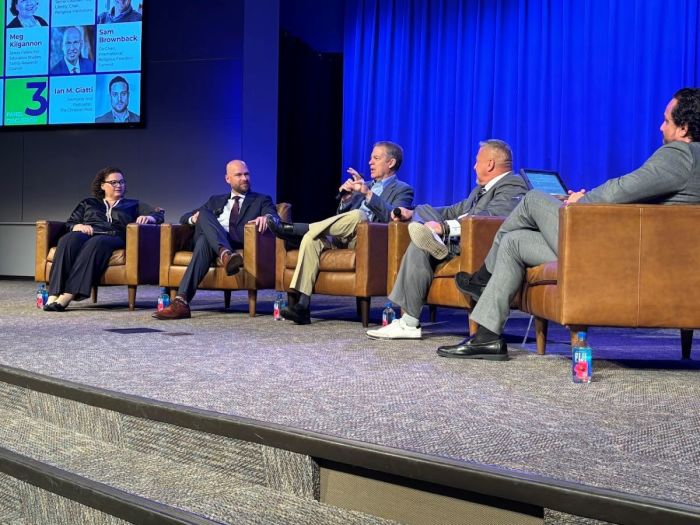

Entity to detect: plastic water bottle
[273,292,286,320]
[36,283,48,308]
[572,331,593,383]
[382,302,396,326]
[157,288,170,311]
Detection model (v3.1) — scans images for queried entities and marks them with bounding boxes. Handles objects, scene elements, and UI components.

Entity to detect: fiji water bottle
[382,302,396,326]
[572,331,593,383]
[273,292,286,320]
[36,283,48,308]
[157,288,170,311]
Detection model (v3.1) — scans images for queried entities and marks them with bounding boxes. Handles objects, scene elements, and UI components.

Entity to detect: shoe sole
[436,350,508,360]
[152,314,191,320]
[366,333,422,340]
[408,223,448,260]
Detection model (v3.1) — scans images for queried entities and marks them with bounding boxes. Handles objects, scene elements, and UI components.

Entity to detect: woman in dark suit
[44,167,164,311]
[7,0,48,27]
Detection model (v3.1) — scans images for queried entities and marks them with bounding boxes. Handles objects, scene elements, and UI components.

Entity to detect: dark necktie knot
[71,67,77,74]
[478,186,487,196]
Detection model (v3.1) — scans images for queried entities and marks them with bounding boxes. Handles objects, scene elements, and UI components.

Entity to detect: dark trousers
[48,232,125,300]
[177,208,241,301]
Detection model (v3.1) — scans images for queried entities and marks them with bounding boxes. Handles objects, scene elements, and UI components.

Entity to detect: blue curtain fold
[343,0,700,205]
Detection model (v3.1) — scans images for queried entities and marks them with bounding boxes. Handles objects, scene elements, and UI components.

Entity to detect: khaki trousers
[290,209,368,295]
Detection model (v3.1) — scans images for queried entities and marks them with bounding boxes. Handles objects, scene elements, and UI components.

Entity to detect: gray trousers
[470,191,560,334]
[388,204,445,319]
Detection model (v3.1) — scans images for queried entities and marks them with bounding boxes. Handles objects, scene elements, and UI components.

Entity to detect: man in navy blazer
[154,160,279,320]
[266,141,415,324]
[50,27,94,75]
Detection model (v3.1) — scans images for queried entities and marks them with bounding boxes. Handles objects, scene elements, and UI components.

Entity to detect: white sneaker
[366,318,422,340]
[408,222,448,260]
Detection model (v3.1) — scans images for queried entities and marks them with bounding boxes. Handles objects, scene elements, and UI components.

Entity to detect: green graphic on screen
[5,77,49,125]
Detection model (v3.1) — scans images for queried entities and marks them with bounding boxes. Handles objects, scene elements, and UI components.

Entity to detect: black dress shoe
[43,302,66,312]
[266,214,296,240]
[280,303,311,325]
[219,250,244,276]
[437,336,508,360]
[455,271,486,301]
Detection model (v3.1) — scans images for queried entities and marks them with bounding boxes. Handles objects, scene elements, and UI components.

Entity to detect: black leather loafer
[43,302,66,312]
[437,337,508,360]
[266,214,296,239]
[455,271,486,301]
[280,303,311,325]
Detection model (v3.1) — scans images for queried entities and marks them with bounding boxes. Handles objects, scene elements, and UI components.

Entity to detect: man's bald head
[225,159,251,194]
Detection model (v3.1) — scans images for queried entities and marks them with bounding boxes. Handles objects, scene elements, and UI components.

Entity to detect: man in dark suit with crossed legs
[154,160,278,320]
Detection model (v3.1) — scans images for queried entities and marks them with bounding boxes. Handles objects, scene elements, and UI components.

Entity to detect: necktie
[228,196,241,243]
[71,67,77,74]
[468,186,486,214]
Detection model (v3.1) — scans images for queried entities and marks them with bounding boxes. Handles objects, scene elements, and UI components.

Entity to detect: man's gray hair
[479,139,513,164]
[374,141,404,172]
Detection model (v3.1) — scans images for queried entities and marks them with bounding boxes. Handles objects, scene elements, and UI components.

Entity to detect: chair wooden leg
[468,318,478,336]
[247,290,257,317]
[535,318,549,355]
[358,297,370,327]
[681,329,693,359]
[91,287,98,303]
[429,305,437,323]
[224,290,232,309]
[127,285,136,311]
[168,288,176,302]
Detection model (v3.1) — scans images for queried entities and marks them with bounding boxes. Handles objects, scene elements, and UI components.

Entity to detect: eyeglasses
[103,180,126,187]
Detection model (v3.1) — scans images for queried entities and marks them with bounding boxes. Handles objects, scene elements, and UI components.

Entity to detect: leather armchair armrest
[35,220,66,281]
[387,221,410,294]
[125,223,160,285]
[457,216,505,273]
[355,222,388,296]
[244,224,276,280]
[557,204,700,327]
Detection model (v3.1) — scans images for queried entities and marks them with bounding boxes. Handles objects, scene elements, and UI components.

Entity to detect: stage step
[0,379,397,524]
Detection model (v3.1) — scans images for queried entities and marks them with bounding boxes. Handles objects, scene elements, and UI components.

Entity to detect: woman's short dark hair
[10,0,19,16]
[91,166,123,198]
[672,88,700,142]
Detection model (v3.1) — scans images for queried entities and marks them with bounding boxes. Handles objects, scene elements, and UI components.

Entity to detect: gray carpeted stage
[1,279,699,523]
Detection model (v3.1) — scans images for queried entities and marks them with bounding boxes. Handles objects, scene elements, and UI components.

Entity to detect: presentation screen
[1,0,143,128]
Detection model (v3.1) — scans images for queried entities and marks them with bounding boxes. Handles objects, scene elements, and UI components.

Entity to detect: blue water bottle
[36,283,48,308]
[273,292,285,320]
[157,288,170,311]
[572,331,592,383]
[382,302,396,326]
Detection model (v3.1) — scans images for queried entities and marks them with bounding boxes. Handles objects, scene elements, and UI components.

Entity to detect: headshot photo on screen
[95,74,140,123]
[97,0,142,24]
[50,26,95,75]
[7,0,48,28]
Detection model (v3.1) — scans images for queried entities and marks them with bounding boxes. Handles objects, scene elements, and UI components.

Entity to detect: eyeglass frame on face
[103,179,126,187]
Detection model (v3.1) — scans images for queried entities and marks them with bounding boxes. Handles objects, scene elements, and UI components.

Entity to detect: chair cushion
[285,249,356,272]
[433,257,461,278]
[526,261,558,286]
[47,247,126,266]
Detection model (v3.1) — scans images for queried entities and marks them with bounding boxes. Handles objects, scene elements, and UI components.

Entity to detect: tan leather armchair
[387,216,505,322]
[275,222,388,326]
[160,203,291,316]
[35,221,161,310]
[520,204,700,358]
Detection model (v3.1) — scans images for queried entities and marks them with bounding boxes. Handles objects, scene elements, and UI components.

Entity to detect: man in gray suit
[367,139,527,340]
[438,87,700,360]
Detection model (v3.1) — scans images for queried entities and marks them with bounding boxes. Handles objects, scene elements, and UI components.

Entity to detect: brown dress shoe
[152,297,191,320]
[219,249,244,276]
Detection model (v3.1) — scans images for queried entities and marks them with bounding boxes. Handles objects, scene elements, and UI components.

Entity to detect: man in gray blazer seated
[266,141,414,324]
[367,139,527,340]
[438,87,700,360]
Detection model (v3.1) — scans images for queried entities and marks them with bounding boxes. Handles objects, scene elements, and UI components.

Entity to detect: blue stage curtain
[342,0,700,205]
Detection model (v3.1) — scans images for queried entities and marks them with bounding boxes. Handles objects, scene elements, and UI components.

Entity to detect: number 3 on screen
[25,82,48,117]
